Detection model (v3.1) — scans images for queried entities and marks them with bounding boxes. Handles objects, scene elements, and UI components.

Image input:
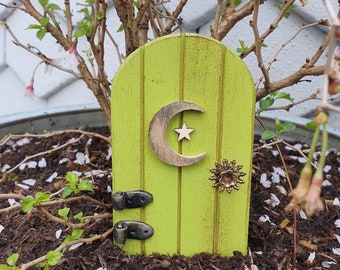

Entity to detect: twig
[4,135,84,174]
[323,0,340,25]
[0,129,111,146]
[264,89,320,112]
[0,21,81,78]
[212,0,223,38]
[39,207,112,229]
[163,0,187,34]
[241,0,295,58]
[0,194,111,213]
[252,0,270,88]
[19,227,114,270]
[255,21,322,89]
[64,0,73,42]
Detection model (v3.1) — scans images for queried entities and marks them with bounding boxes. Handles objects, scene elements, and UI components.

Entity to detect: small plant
[0,253,20,270]
[64,229,84,242]
[236,40,249,54]
[261,117,296,140]
[58,207,70,222]
[21,192,51,213]
[74,212,84,223]
[62,172,94,198]
[275,3,297,19]
[257,90,294,114]
[34,251,63,270]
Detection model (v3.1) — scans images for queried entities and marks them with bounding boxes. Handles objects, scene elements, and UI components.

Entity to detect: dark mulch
[0,127,339,269]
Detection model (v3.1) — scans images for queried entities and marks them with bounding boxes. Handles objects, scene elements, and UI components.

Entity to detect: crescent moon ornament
[148,101,207,167]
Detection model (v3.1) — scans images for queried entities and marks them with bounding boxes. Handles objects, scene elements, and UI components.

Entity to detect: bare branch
[256,65,325,101]
[213,0,255,41]
[251,0,270,88]
[241,0,296,58]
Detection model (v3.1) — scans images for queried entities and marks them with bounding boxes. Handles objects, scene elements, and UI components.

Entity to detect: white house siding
[0,0,339,130]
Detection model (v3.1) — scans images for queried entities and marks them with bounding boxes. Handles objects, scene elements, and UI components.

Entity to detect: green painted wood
[111,33,255,256]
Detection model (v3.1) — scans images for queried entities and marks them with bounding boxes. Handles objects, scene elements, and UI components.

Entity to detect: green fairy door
[111,33,255,256]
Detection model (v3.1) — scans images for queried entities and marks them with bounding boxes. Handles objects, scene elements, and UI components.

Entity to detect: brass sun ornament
[209,159,246,193]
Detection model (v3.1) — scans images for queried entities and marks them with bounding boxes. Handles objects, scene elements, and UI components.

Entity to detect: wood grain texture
[111,33,255,256]
[148,101,206,166]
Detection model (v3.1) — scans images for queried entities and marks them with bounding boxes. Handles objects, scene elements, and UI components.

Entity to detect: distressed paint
[111,33,255,256]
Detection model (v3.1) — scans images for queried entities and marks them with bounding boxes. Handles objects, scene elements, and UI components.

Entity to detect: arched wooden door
[111,33,255,256]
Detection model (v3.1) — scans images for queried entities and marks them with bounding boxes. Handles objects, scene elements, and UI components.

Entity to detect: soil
[0,127,339,269]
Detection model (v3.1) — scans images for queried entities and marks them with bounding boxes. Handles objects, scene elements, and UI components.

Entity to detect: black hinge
[113,220,154,244]
[112,190,153,211]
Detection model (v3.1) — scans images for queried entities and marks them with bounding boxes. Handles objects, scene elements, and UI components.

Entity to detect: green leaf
[46,250,63,266]
[305,120,317,130]
[274,117,283,133]
[65,229,84,242]
[62,186,73,198]
[96,12,104,21]
[58,207,70,220]
[236,40,249,54]
[27,24,42,30]
[47,3,62,11]
[280,122,296,133]
[34,192,51,204]
[39,0,48,7]
[65,172,78,190]
[74,212,83,222]
[71,229,83,239]
[78,180,93,192]
[261,130,276,140]
[275,3,296,18]
[21,197,35,213]
[73,28,86,38]
[34,262,46,268]
[40,16,50,27]
[276,92,294,102]
[258,97,274,112]
[117,24,124,32]
[235,0,242,6]
[36,29,47,40]
[78,7,90,16]
[6,253,19,267]
[133,1,140,8]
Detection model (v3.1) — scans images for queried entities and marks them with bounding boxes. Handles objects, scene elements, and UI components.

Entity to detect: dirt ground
[0,127,339,269]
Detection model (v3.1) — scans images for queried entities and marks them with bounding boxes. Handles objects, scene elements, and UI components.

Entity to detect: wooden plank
[179,35,223,254]
[143,36,181,254]
[111,46,144,254]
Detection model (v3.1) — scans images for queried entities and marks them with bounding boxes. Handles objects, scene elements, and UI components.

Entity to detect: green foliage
[21,192,51,213]
[258,90,294,114]
[235,0,242,7]
[38,0,48,7]
[74,212,84,223]
[62,172,93,198]
[58,207,70,221]
[7,175,18,181]
[47,3,62,11]
[236,40,248,54]
[305,120,318,131]
[74,6,95,38]
[64,229,84,242]
[261,117,296,140]
[275,3,297,19]
[117,24,124,32]
[35,251,63,269]
[27,16,49,40]
[0,253,20,270]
